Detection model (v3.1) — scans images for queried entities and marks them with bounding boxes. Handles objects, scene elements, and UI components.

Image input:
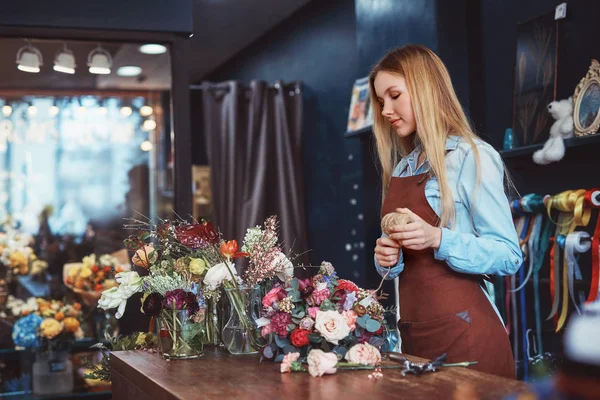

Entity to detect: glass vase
[221,285,261,355]
[203,296,222,346]
[32,350,73,395]
[157,309,204,359]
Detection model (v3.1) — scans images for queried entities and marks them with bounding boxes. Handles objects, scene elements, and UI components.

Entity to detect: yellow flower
[68,266,80,277]
[9,251,28,269]
[135,332,147,347]
[79,267,93,279]
[189,258,208,276]
[63,317,80,333]
[82,255,96,269]
[40,318,63,339]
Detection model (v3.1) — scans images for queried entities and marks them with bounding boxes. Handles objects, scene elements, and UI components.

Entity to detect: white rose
[115,271,142,286]
[314,310,351,345]
[204,261,238,290]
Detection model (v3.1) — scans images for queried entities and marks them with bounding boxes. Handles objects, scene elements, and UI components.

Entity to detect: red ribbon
[584,189,600,303]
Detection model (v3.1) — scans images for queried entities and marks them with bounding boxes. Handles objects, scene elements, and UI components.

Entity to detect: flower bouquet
[258,262,389,366]
[64,253,128,308]
[0,227,48,278]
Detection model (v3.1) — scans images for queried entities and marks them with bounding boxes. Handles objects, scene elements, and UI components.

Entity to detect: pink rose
[281,352,300,373]
[262,287,283,308]
[307,349,338,377]
[344,343,381,366]
[342,310,357,332]
[261,324,273,337]
[308,307,320,320]
[299,317,315,330]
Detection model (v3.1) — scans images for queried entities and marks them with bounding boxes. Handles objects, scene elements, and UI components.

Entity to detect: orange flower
[54,311,65,321]
[73,302,82,311]
[63,317,80,333]
[220,240,248,260]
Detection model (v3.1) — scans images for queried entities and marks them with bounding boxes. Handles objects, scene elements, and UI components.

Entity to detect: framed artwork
[512,12,558,146]
[573,59,600,136]
[347,76,372,132]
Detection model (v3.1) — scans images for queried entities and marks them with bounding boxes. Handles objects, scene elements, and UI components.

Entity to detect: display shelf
[0,338,107,358]
[343,125,372,138]
[500,133,600,159]
[1,390,111,399]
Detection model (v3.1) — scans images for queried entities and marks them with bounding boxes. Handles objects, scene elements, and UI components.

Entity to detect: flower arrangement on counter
[11,298,84,351]
[96,214,295,356]
[64,253,126,292]
[258,261,392,373]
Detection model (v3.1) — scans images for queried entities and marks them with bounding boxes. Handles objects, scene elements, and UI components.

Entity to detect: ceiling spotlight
[140,105,153,117]
[140,140,153,151]
[117,66,142,77]
[142,119,157,131]
[87,46,112,75]
[16,43,43,73]
[139,44,167,55]
[53,44,76,74]
[48,106,59,116]
[2,106,12,117]
[120,106,132,117]
[28,106,38,116]
[97,107,108,116]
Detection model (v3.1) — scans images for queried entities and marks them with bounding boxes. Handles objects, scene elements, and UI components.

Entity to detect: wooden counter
[111,347,529,400]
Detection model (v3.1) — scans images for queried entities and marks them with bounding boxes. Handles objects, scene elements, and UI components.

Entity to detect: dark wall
[482,0,600,193]
[201,0,368,286]
[0,1,193,34]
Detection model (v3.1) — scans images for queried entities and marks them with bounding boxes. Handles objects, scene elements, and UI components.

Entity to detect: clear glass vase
[32,350,74,395]
[221,285,261,355]
[203,296,222,347]
[157,309,204,359]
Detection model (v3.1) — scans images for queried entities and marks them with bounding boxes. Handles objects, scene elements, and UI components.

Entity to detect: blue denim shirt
[375,135,523,279]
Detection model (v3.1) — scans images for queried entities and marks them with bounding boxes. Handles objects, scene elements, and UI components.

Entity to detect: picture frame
[346,76,372,132]
[512,12,558,146]
[573,59,600,137]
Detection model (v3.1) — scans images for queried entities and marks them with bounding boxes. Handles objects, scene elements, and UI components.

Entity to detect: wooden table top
[111,347,529,400]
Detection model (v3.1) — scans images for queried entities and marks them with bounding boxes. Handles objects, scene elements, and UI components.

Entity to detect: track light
[53,44,76,74]
[87,46,112,75]
[16,42,43,73]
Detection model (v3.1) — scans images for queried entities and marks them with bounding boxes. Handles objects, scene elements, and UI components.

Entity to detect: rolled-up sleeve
[433,145,523,276]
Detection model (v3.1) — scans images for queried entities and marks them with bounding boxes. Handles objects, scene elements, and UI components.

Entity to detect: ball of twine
[381,212,412,236]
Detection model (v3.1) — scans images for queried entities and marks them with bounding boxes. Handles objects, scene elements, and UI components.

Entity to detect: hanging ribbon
[564,231,591,314]
[584,189,600,304]
[546,190,590,332]
[533,217,554,355]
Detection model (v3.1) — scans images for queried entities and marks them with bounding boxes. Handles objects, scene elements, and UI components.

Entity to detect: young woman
[371,44,521,379]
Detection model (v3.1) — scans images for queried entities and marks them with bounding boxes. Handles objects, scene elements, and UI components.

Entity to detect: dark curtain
[200,80,309,268]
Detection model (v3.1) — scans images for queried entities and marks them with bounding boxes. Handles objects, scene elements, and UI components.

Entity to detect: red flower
[335,279,359,293]
[374,325,383,335]
[220,240,248,259]
[290,328,311,347]
[175,221,220,249]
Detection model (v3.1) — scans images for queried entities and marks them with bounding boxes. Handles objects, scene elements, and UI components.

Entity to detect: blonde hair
[369,44,481,228]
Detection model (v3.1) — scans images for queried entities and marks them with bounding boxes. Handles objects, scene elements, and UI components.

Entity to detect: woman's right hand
[374,237,401,267]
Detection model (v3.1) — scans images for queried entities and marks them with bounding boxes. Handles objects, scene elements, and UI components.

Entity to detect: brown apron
[382,173,515,379]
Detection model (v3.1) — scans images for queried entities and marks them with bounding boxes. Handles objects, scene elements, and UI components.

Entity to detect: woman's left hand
[387,208,442,251]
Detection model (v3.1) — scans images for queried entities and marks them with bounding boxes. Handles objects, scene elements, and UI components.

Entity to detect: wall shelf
[344,125,372,138]
[500,133,600,159]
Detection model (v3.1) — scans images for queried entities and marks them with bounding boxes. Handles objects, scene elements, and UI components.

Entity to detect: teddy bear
[532,97,574,165]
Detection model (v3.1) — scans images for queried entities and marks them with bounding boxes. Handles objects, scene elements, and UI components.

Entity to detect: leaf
[283,345,300,354]
[366,319,381,333]
[321,341,331,352]
[287,324,297,332]
[274,335,290,348]
[274,354,285,363]
[319,300,336,311]
[182,323,203,341]
[308,333,323,344]
[141,233,151,241]
[291,291,301,302]
[356,315,369,328]
[291,308,305,319]
[290,278,300,291]
[291,318,302,324]
[263,346,274,359]
[332,346,348,359]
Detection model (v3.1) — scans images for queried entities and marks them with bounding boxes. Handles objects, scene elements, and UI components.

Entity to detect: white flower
[314,310,351,345]
[98,271,143,318]
[203,261,238,290]
[273,252,294,281]
[345,343,382,366]
[307,349,338,377]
